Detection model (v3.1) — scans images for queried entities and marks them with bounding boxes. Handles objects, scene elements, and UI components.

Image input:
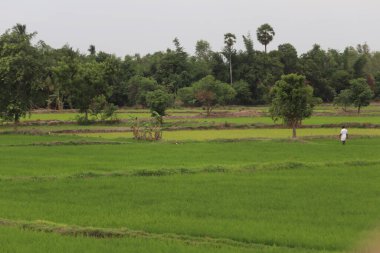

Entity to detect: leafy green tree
[270,74,318,138]
[49,45,81,110]
[331,70,351,93]
[154,38,190,95]
[177,87,195,106]
[242,33,254,56]
[349,78,374,114]
[89,94,117,121]
[333,89,352,111]
[72,61,111,120]
[195,40,212,62]
[146,89,173,116]
[191,75,236,116]
[232,80,252,105]
[300,44,337,102]
[353,55,368,78]
[278,43,298,74]
[256,24,275,53]
[223,33,236,85]
[0,24,42,124]
[126,75,160,106]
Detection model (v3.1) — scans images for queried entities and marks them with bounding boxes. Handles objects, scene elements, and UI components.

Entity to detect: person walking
[339,126,348,145]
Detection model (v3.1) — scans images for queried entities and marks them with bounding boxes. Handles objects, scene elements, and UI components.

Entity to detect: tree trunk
[292,121,297,139]
[357,105,361,114]
[229,54,233,85]
[206,106,211,117]
[14,114,20,131]
[264,44,267,53]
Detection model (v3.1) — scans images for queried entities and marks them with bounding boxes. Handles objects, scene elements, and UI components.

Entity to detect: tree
[349,78,373,114]
[300,44,337,102]
[270,74,318,138]
[195,40,212,62]
[256,23,275,53]
[177,87,195,106]
[0,24,42,124]
[72,61,111,120]
[232,80,252,105]
[190,75,236,116]
[242,33,254,56]
[333,89,352,111]
[88,45,96,56]
[223,33,236,85]
[126,75,160,106]
[278,43,298,74]
[146,89,173,116]
[50,45,81,110]
[353,55,367,78]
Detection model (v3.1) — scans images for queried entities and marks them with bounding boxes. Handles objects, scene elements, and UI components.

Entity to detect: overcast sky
[1,0,379,56]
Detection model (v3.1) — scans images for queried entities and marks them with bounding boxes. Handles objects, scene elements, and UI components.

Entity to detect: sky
[1,0,379,57]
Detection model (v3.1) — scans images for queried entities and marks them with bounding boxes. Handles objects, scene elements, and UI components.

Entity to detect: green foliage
[126,75,159,106]
[277,43,298,74]
[256,23,275,53]
[145,89,173,116]
[0,24,42,123]
[349,78,374,113]
[270,74,319,138]
[72,61,111,119]
[333,89,352,111]
[2,23,380,114]
[177,87,195,106]
[89,95,118,121]
[232,80,252,105]
[190,75,236,115]
[300,44,337,102]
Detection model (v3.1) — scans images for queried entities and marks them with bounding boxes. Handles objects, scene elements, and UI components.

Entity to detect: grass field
[1,105,380,252]
[74,128,380,141]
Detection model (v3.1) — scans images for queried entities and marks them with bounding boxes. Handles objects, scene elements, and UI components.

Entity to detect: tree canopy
[270,74,319,138]
[1,23,380,122]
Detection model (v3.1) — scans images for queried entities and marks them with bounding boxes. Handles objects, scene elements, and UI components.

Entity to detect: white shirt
[340,128,348,141]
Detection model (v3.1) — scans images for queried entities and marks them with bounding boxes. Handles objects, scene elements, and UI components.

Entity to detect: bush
[333,89,352,111]
[232,80,252,105]
[89,95,118,121]
[146,90,173,116]
[177,87,196,106]
[131,113,162,141]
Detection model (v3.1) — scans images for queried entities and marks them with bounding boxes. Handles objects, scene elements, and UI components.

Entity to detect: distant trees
[146,89,173,116]
[334,89,352,112]
[349,78,373,114]
[179,75,236,116]
[1,23,380,122]
[256,24,275,53]
[0,24,42,124]
[270,74,319,138]
[333,78,374,113]
[126,76,160,106]
[72,61,112,120]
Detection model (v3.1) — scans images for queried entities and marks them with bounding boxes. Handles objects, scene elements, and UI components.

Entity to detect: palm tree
[256,23,275,53]
[224,33,236,85]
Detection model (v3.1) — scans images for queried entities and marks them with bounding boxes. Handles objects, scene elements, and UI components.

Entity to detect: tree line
[0,23,379,123]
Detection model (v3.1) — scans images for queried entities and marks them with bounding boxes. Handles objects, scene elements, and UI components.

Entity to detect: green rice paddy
[1,105,380,252]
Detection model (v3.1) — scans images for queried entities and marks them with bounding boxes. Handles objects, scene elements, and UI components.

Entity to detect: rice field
[1,105,380,252]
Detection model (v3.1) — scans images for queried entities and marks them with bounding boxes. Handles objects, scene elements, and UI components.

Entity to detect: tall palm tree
[224,33,236,85]
[256,23,275,53]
